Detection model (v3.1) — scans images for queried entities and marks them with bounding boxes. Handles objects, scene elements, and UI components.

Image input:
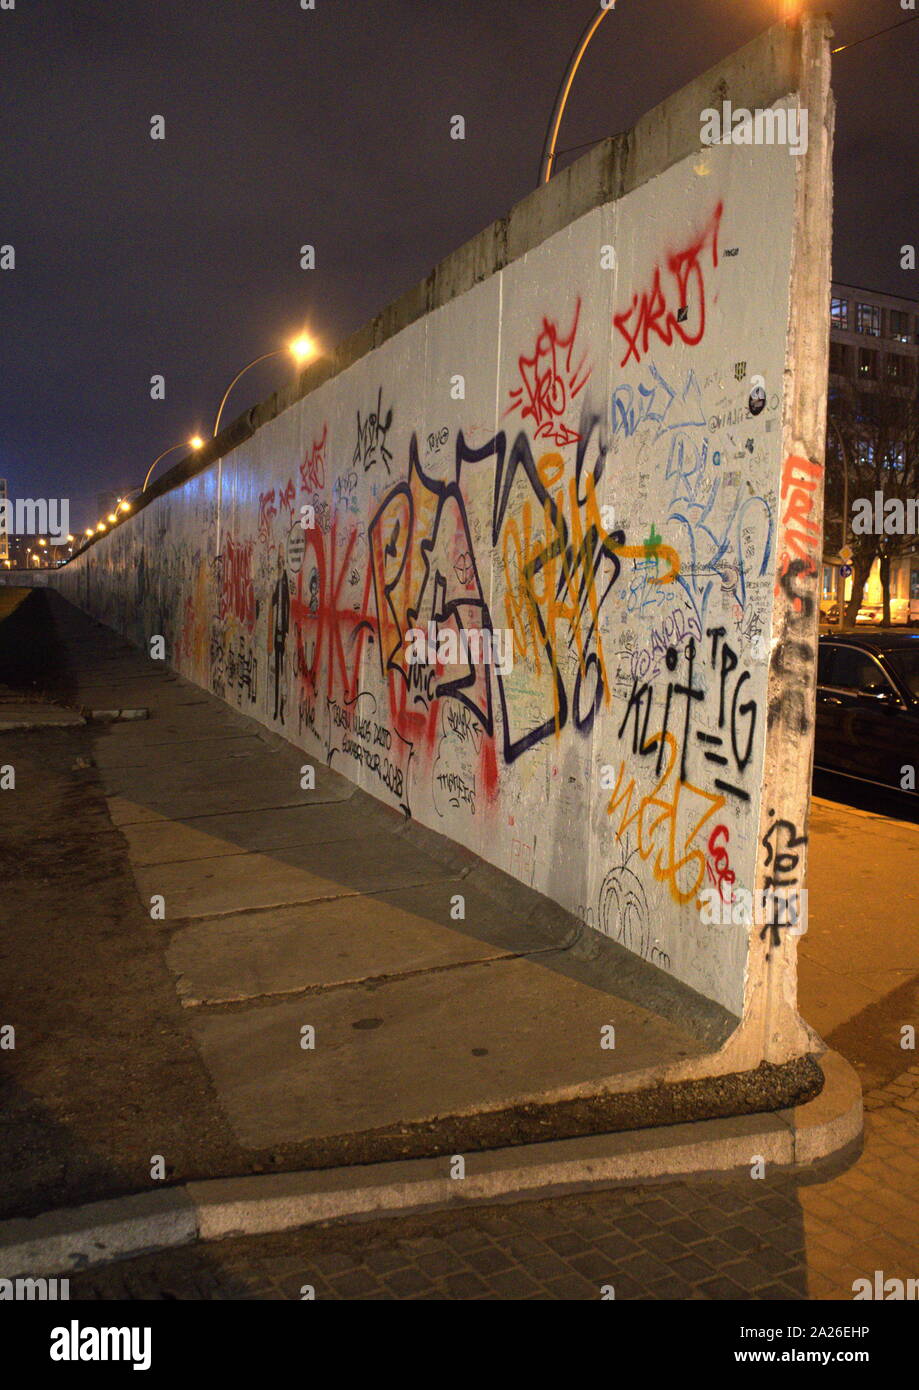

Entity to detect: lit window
[858,351,877,380]
[887,353,905,381]
[830,297,848,330]
[856,303,881,336]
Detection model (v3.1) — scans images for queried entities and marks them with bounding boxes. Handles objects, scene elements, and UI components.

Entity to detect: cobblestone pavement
[69,1061,919,1301]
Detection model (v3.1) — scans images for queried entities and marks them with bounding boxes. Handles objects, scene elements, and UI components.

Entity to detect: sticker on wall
[287,521,306,574]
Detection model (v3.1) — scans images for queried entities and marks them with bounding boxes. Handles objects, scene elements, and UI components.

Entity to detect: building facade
[824,281,919,624]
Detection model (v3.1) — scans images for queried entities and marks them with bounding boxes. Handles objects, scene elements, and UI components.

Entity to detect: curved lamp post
[539,3,617,185]
[212,333,318,437]
[142,435,205,493]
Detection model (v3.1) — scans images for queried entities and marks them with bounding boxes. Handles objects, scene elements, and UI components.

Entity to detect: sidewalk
[50,780,919,1302]
[64,1059,919,1301]
[1,591,837,1232]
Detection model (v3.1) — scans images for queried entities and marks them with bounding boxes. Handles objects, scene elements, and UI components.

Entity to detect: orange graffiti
[606,731,725,905]
[777,453,823,581]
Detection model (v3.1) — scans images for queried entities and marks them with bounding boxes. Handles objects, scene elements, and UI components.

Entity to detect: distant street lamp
[539,3,617,185]
[212,332,318,437]
[142,434,205,493]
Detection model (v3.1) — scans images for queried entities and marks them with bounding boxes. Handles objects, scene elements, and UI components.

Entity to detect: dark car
[815,633,919,795]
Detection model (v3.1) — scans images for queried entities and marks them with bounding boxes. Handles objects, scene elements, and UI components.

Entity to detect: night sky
[1,0,917,533]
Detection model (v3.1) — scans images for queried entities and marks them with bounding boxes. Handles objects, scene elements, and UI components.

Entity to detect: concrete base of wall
[0,1050,861,1279]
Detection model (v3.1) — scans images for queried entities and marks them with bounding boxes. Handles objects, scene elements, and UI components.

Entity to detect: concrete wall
[0,571,50,586]
[56,20,833,1044]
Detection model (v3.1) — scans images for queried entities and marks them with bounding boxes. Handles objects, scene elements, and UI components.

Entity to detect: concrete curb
[0,705,85,731]
[0,1050,862,1279]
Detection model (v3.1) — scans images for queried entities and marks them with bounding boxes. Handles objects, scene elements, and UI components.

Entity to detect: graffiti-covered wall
[58,129,812,1017]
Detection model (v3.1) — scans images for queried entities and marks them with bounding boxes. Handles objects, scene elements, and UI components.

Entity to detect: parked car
[815,633,919,795]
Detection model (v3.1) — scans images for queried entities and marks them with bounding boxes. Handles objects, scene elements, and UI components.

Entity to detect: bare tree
[826,380,919,627]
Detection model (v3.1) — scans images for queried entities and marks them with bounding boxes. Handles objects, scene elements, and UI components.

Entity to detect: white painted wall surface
[58,142,799,1015]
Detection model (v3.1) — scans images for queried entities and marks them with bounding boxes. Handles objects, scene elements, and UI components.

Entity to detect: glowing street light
[142,434,205,493]
[212,332,319,437]
[539,3,618,185]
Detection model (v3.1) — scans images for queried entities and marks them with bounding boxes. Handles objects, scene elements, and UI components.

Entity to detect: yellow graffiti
[499,459,680,739]
[608,540,680,581]
[606,730,724,905]
[498,461,611,730]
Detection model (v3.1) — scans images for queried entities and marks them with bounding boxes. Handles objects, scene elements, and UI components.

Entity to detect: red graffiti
[290,522,377,704]
[279,476,297,522]
[301,423,328,493]
[614,202,723,368]
[220,536,256,634]
[706,823,736,903]
[778,453,823,583]
[257,489,277,544]
[506,297,591,447]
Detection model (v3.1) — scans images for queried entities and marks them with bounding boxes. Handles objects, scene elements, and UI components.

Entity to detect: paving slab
[185,951,700,1147]
[122,798,390,867]
[103,758,354,824]
[139,834,459,921]
[93,731,280,772]
[99,750,339,804]
[165,880,566,1006]
[166,895,536,1006]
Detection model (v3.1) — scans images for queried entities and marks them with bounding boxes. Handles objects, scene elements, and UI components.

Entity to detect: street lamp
[539,3,617,185]
[212,332,318,437]
[142,434,205,493]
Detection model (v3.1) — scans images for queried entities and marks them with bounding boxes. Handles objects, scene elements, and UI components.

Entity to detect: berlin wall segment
[56,21,832,1059]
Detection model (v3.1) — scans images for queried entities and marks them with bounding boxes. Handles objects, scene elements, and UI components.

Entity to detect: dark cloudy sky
[1,0,916,532]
